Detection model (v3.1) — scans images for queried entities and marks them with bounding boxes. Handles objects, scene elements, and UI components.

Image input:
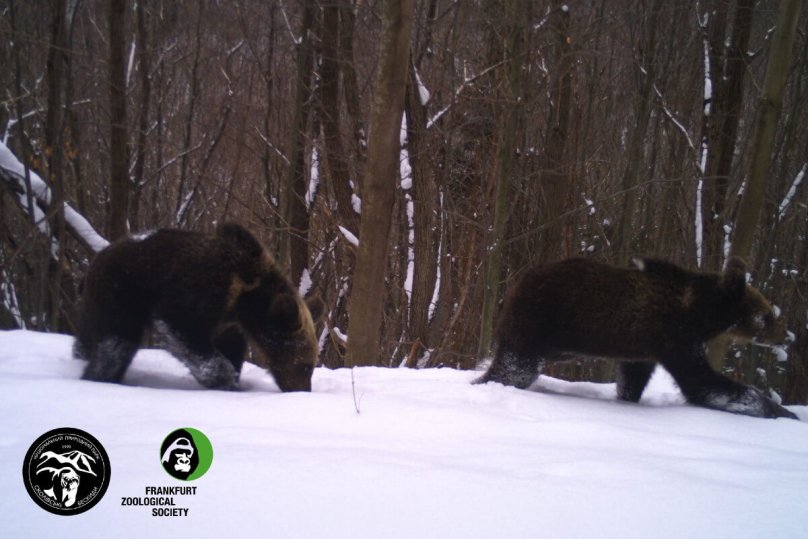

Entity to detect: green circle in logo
[160,428,213,481]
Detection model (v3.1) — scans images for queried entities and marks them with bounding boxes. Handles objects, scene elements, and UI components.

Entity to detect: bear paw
[703,386,798,420]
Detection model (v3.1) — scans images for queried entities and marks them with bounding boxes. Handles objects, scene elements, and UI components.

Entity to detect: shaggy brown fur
[74,223,324,392]
[477,257,796,419]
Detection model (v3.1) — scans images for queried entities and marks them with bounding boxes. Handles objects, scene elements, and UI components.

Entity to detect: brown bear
[74,223,324,392]
[476,256,797,419]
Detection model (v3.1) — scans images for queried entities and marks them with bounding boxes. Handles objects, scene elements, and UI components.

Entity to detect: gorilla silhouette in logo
[161,429,199,480]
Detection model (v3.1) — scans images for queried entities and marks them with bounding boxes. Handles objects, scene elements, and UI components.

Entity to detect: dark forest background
[1,0,806,403]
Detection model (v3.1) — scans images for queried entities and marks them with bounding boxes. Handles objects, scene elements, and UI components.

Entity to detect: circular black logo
[22,428,111,515]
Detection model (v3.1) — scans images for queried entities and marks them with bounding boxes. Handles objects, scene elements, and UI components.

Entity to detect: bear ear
[267,292,301,332]
[724,256,748,274]
[722,257,748,300]
[305,294,326,324]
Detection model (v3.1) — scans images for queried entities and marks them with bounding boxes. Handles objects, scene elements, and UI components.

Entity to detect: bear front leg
[616,361,656,402]
[475,347,543,389]
[155,321,240,390]
[212,325,247,375]
[660,349,797,420]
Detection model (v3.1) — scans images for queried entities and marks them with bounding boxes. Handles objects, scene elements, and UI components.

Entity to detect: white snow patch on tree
[307,146,320,209]
[338,226,359,247]
[414,67,431,105]
[299,268,312,296]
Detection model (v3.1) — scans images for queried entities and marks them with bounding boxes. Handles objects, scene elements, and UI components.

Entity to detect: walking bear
[74,223,324,392]
[476,257,797,419]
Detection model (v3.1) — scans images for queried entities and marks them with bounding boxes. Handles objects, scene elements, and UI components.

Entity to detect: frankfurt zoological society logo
[22,428,111,515]
[160,428,213,481]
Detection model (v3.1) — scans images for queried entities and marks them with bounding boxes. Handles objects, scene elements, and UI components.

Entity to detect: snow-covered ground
[2,329,807,538]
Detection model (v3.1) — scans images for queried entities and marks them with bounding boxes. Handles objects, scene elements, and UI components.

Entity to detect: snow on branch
[778,164,806,221]
[0,140,109,253]
[652,84,695,152]
[427,59,507,129]
[338,225,359,247]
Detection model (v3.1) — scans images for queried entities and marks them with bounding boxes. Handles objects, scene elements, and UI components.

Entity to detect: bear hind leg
[616,361,656,402]
[82,336,140,383]
[475,347,544,390]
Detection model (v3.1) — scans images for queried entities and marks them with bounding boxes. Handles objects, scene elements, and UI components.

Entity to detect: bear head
[237,279,325,392]
[721,257,792,347]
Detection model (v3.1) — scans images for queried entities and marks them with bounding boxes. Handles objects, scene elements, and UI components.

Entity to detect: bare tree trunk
[108,0,129,239]
[46,0,68,329]
[346,0,414,367]
[700,0,753,271]
[539,0,574,263]
[478,0,525,357]
[405,62,438,357]
[339,1,366,185]
[130,0,152,231]
[730,0,801,261]
[614,0,661,265]
[321,2,359,235]
[175,6,202,226]
[281,0,316,287]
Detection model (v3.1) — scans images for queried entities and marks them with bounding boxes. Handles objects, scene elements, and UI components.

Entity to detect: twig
[351,367,361,415]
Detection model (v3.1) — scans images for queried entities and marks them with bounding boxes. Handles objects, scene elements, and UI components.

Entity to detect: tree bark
[130,0,152,230]
[730,0,802,261]
[108,0,129,239]
[539,0,574,263]
[477,0,525,357]
[405,62,439,356]
[346,0,414,367]
[281,0,316,287]
[321,2,359,235]
[700,0,753,271]
[614,0,661,265]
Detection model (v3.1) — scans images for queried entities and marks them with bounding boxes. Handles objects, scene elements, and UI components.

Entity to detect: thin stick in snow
[351,367,361,415]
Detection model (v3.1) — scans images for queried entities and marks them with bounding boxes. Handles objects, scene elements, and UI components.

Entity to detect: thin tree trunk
[346,0,414,367]
[321,2,359,235]
[405,62,438,356]
[539,0,573,262]
[615,0,661,265]
[339,1,366,184]
[108,0,129,239]
[46,0,68,329]
[175,6,202,225]
[477,0,525,357]
[282,0,316,287]
[131,0,151,230]
[730,0,801,261]
[701,0,753,271]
